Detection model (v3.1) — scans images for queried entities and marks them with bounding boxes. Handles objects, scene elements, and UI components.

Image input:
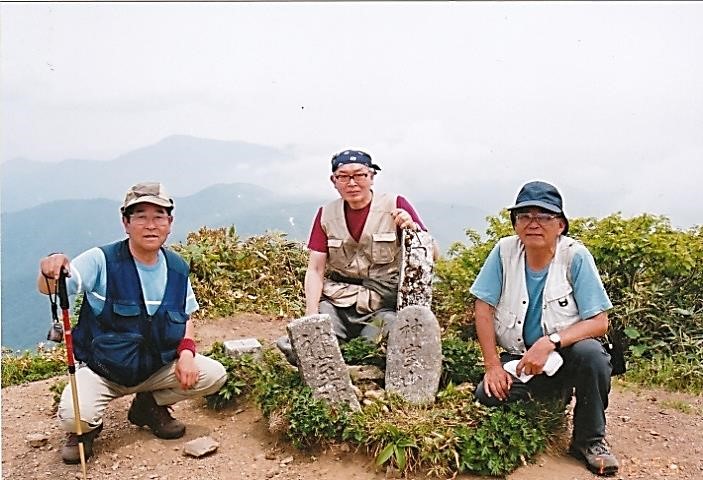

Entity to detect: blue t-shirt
[67,247,199,316]
[470,241,612,347]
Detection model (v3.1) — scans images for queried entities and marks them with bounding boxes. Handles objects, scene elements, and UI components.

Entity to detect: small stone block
[224,338,262,359]
[26,433,49,448]
[287,314,361,411]
[183,436,219,458]
[385,305,442,404]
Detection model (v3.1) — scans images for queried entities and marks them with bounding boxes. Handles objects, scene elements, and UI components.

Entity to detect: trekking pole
[57,269,89,480]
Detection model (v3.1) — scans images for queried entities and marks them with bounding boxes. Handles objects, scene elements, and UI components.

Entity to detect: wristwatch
[548,333,562,351]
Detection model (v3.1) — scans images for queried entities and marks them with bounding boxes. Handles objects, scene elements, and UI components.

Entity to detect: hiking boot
[61,423,103,464]
[569,439,619,476]
[128,392,186,439]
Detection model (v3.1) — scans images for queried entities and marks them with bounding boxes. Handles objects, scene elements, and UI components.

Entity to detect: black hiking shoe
[569,439,619,476]
[61,423,103,464]
[128,392,186,439]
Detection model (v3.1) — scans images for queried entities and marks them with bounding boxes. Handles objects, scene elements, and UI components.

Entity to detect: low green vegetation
[659,398,699,416]
[1,345,66,387]
[340,337,386,368]
[172,227,307,319]
[204,340,565,477]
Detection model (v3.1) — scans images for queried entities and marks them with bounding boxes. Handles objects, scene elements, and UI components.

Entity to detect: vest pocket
[110,303,143,331]
[494,305,518,337]
[544,286,579,332]
[371,232,397,264]
[91,332,151,387]
[163,311,189,347]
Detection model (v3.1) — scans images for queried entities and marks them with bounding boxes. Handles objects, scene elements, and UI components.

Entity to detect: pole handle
[58,268,70,310]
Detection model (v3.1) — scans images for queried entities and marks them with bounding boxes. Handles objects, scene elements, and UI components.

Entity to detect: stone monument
[287,314,361,411]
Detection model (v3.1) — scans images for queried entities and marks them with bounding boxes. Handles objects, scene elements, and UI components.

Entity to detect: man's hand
[40,254,71,280]
[38,254,72,294]
[174,352,199,390]
[391,208,418,231]
[516,336,555,377]
[483,364,513,401]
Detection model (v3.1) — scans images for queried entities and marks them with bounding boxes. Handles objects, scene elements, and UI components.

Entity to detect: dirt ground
[2,314,702,480]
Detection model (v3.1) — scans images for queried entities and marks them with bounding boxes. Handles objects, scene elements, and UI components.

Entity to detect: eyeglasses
[515,212,559,226]
[333,172,371,184]
[130,213,171,226]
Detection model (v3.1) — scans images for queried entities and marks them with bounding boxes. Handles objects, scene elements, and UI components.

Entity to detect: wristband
[177,338,196,358]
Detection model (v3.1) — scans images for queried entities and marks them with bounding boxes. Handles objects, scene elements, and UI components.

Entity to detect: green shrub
[1,345,67,387]
[456,401,564,476]
[432,212,514,330]
[173,227,308,319]
[252,349,305,417]
[287,389,351,448]
[440,336,484,387]
[203,341,263,409]
[340,337,385,368]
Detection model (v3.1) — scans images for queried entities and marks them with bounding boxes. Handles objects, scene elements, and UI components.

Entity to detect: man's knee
[319,301,348,340]
[568,339,611,375]
[196,355,228,395]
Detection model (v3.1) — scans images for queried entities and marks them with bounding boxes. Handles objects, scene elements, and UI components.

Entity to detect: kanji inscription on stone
[385,305,442,404]
[397,229,434,310]
[287,314,361,411]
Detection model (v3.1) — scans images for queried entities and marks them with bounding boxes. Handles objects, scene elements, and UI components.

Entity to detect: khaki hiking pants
[58,354,227,433]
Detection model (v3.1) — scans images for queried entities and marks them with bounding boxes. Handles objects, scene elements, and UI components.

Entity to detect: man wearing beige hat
[38,182,227,465]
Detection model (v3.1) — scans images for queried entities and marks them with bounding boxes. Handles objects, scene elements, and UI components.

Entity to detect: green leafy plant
[455,401,564,476]
[440,336,484,387]
[203,341,263,409]
[340,337,385,368]
[374,426,416,471]
[287,389,351,448]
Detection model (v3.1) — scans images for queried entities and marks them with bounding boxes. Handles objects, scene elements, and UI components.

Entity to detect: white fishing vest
[494,235,582,354]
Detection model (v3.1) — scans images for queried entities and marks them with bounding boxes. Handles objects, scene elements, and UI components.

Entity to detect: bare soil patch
[2,314,702,479]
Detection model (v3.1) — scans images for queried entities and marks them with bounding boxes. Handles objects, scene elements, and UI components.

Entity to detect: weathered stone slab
[385,305,442,404]
[224,338,262,359]
[397,229,434,310]
[183,436,219,458]
[287,314,361,411]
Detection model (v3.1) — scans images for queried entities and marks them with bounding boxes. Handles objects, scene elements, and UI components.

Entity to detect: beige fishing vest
[495,235,582,354]
[321,193,401,314]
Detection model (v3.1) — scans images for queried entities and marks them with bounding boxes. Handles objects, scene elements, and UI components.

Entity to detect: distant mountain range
[1,136,487,350]
[1,135,291,213]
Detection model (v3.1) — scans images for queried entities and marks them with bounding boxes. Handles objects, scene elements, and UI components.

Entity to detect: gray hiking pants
[58,354,227,433]
[474,338,612,446]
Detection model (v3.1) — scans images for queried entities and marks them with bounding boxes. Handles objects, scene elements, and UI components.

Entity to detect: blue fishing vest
[72,240,190,387]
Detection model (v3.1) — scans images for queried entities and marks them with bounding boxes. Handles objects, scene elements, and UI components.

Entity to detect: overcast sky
[2,2,702,228]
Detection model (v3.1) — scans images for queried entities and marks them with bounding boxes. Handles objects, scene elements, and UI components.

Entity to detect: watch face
[550,333,561,343]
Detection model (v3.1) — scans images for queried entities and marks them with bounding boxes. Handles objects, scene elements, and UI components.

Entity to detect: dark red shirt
[307,195,427,253]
